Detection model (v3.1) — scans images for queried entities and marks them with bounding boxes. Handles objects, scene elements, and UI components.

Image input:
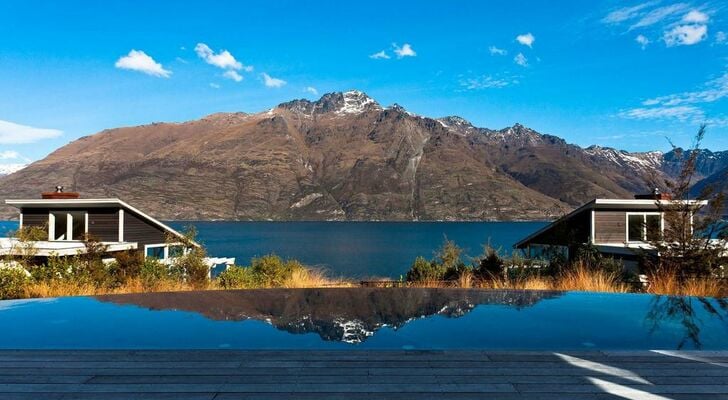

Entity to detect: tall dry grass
[23,273,355,298]
[554,264,629,293]
[283,268,351,288]
[24,278,201,298]
[647,273,725,297]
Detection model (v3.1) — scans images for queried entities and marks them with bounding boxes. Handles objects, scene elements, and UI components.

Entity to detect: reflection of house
[0,187,199,262]
[514,192,707,268]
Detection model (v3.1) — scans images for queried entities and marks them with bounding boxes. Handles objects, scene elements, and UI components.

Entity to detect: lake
[0,220,546,278]
[1,289,726,350]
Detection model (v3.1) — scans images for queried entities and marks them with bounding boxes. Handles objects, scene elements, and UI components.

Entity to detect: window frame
[48,211,88,242]
[144,244,169,260]
[625,212,663,243]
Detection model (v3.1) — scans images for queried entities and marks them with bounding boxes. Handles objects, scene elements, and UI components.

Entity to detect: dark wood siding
[526,210,591,246]
[21,208,48,230]
[123,210,166,247]
[594,211,626,243]
[88,208,119,242]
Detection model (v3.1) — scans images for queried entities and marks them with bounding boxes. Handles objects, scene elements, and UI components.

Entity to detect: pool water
[1,289,727,350]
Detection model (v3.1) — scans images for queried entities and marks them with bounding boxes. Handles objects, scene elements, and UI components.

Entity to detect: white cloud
[682,9,709,23]
[635,34,650,49]
[194,43,249,71]
[114,50,171,78]
[515,33,535,48]
[393,43,416,58]
[195,43,252,84]
[223,70,243,82]
[602,2,657,24]
[620,105,703,121]
[304,86,318,95]
[369,50,390,59]
[643,72,728,106]
[488,46,507,56]
[513,53,528,67]
[460,75,518,90]
[0,150,29,162]
[0,120,63,144]
[664,23,708,46]
[261,73,286,88]
[209,83,220,89]
[630,3,689,30]
[717,31,727,44]
[620,70,728,123]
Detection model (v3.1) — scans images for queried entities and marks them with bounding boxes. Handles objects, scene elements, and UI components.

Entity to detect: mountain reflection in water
[96,288,562,344]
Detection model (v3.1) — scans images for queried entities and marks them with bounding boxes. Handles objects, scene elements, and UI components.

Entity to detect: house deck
[1,350,727,399]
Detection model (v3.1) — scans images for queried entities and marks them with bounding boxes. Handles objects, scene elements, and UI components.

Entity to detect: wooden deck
[1,350,727,399]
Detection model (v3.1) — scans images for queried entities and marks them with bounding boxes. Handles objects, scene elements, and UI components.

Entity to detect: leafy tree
[647,125,728,279]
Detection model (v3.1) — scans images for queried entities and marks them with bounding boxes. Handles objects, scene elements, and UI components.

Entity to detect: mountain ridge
[0,90,723,221]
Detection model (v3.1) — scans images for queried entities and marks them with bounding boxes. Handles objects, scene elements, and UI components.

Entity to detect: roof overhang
[5,198,199,248]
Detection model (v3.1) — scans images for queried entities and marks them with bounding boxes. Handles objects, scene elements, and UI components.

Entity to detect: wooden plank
[85,374,587,385]
[0,350,727,398]
[516,383,728,394]
[0,376,93,384]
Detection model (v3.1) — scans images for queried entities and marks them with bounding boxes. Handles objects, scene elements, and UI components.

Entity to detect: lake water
[1,289,726,350]
[0,220,546,278]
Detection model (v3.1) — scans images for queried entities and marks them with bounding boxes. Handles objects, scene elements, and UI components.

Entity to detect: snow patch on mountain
[585,146,663,171]
[0,164,26,176]
[336,90,382,115]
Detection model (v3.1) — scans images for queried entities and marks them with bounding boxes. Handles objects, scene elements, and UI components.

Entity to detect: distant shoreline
[0,219,553,224]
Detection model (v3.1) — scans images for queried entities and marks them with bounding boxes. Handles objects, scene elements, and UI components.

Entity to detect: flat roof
[5,198,197,246]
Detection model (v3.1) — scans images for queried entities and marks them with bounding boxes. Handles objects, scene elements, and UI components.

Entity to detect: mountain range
[1,90,726,221]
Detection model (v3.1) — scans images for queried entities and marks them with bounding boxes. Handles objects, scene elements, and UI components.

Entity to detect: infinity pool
[1,289,726,350]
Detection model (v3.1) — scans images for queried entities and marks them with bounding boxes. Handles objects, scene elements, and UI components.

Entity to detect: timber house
[514,191,707,269]
[0,187,198,262]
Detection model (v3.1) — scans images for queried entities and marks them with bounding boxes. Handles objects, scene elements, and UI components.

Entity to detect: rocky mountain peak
[387,103,407,112]
[277,90,382,116]
[437,116,474,129]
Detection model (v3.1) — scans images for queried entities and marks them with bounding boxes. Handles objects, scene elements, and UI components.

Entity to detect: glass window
[628,214,644,242]
[646,214,661,241]
[146,246,166,259]
[70,212,85,241]
[51,212,68,241]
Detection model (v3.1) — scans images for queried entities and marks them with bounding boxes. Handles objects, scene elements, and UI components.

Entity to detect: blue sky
[1,0,727,167]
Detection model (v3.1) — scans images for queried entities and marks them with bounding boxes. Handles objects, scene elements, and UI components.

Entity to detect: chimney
[41,186,80,199]
[634,187,671,200]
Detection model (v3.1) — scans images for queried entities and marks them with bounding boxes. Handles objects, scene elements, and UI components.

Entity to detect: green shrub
[405,256,445,282]
[29,255,73,283]
[0,266,30,299]
[250,254,301,287]
[218,266,256,289]
[171,248,209,289]
[443,262,470,281]
[108,250,144,285]
[72,237,111,287]
[140,257,169,290]
[475,246,505,280]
